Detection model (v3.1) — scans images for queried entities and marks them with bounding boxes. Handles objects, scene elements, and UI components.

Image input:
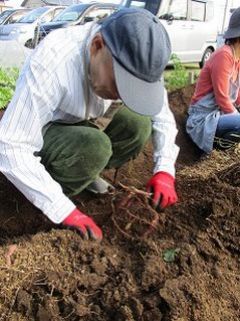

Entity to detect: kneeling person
[0,9,179,240]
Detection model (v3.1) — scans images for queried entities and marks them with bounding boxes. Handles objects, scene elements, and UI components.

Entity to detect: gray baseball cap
[223,7,240,39]
[99,8,171,116]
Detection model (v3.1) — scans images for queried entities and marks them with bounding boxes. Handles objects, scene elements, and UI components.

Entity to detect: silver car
[121,0,218,67]
[38,2,117,43]
[0,6,65,48]
[0,8,31,25]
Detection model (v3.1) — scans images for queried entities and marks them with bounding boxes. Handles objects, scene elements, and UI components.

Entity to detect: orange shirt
[191,45,240,113]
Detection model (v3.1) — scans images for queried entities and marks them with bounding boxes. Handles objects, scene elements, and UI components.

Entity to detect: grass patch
[0,68,19,110]
[164,54,200,91]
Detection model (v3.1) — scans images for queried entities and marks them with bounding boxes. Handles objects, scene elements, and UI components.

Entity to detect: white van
[121,0,218,67]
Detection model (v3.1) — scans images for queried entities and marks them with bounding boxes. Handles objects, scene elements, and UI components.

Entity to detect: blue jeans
[216,113,240,136]
[214,113,240,149]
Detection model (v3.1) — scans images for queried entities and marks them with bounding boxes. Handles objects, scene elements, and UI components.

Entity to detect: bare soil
[0,85,239,321]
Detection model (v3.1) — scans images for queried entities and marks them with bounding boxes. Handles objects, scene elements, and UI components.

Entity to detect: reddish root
[5,244,17,267]
[111,183,161,240]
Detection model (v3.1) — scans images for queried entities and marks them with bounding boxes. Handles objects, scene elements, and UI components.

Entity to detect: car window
[125,1,145,9]
[52,4,87,22]
[40,11,54,24]
[0,10,12,24]
[7,11,29,24]
[191,0,205,22]
[52,8,65,19]
[120,0,160,15]
[18,7,49,23]
[159,0,188,20]
[83,8,115,23]
[59,11,79,21]
[205,0,214,21]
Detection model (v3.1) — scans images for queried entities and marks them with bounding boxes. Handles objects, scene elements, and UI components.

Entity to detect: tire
[199,47,214,68]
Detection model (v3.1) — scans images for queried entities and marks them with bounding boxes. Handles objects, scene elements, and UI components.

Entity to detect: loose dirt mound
[0,85,239,321]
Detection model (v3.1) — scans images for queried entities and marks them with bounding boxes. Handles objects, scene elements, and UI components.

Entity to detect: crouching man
[0,8,179,241]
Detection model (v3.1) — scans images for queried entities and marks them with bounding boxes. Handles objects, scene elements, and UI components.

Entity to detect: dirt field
[0,85,239,321]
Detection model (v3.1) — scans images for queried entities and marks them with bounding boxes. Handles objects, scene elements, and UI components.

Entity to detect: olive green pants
[39,107,151,196]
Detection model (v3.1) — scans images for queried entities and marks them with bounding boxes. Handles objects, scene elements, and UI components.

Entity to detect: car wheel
[199,47,214,68]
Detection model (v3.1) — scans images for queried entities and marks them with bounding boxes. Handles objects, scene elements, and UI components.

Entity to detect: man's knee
[89,129,112,164]
[42,125,112,171]
[73,128,112,167]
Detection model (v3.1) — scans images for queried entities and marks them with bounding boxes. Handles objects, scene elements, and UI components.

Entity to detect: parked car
[0,6,65,48]
[0,8,31,25]
[121,0,218,67]
[37,2,117,43]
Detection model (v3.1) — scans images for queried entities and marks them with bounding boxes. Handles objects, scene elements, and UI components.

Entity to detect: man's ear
[90,33,105,56]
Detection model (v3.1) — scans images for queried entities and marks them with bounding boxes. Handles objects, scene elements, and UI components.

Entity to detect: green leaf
[163,248,180,263]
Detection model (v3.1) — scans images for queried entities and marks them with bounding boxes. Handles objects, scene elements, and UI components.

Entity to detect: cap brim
[113,58,164,116]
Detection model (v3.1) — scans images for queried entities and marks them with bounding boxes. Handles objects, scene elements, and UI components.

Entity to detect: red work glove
[62,208,103,241]
[146,171,178,210]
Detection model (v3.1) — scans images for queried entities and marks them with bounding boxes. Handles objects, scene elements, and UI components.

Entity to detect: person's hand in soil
[62,208,103,241]
[146,171,178,210]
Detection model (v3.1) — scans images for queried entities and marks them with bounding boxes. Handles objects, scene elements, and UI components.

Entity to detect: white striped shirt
[0,22,179,224]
